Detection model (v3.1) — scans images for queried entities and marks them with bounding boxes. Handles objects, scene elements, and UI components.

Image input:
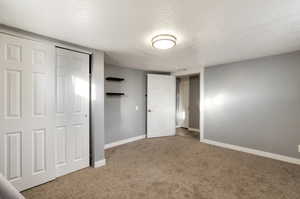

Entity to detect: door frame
[173,67,204,142]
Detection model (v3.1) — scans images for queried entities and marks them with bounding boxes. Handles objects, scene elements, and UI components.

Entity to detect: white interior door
[147,74,176,138]
[55,48,90,177]
[0,33,56,191]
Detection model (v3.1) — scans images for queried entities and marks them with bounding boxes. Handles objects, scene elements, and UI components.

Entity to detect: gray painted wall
[204,51,300,159]
[91,51,105,163]
[105,64,146,144]
[189,75,200,129]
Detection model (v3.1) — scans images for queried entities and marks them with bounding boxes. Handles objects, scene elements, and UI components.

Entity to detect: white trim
[93,159,106,168]
[188,128,200,132]
[199,67,205,141]
[172,66,203,76]
[0,25,94,54]
[104,135,146,149]
[202,139,300,165]
[54,43,92,55]
[0,26,51,43]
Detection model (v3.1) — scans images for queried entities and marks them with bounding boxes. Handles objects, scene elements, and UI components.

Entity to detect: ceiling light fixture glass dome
[152,34,177,50]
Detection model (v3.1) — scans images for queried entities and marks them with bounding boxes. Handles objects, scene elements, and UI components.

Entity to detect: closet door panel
[0,34,55,191]
[55,48,89,177]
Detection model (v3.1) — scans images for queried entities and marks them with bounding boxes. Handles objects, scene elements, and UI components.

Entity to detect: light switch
[135,106,139,111]
[298,145,300,153]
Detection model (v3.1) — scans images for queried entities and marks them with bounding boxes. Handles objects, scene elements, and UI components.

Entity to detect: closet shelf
[106,77,124,81]
[106,92,125,96]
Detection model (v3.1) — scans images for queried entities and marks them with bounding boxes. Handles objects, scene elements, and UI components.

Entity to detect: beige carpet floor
[22,129,300,199]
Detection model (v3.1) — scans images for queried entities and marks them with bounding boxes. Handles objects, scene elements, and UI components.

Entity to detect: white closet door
[0,33,55,191]
[55,48,89,177]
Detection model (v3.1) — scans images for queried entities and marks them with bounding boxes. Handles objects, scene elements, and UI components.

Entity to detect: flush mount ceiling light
[152,34,177,50]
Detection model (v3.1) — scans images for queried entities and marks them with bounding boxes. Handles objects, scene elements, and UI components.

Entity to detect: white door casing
[0,33,56,191]
[55,48,90,177]
[147,74,176,138]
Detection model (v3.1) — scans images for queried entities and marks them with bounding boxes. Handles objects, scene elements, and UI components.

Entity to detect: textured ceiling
[1,0,300,71]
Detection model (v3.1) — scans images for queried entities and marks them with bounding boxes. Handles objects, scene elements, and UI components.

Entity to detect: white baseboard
[104,135,146,150]
[188,128,200,132]
[93,159,106,168]
[201,139,300,166]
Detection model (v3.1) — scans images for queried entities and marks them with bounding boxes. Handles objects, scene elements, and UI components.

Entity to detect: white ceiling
[1,0,300,71]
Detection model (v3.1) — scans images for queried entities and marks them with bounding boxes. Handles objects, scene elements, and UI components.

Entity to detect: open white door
[0,33,55,191]
[147,74,176,138]
[55,48,90,177]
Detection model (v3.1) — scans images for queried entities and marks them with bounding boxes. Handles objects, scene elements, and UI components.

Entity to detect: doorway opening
[176,74,200,140]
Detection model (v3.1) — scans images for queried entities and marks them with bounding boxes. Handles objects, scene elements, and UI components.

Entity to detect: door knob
[148,109,152,112]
